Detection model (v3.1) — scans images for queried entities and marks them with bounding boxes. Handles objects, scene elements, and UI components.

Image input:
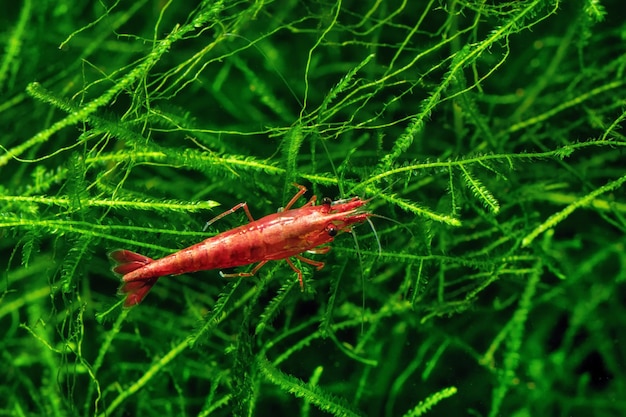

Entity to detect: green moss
[1,0,625,416]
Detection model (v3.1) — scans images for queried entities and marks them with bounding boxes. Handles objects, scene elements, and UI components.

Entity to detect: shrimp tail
[109,250,157,307]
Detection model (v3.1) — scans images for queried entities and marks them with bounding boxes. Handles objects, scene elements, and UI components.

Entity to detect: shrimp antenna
[366,217,382,258]
[350,229,367,334]
[369,213,414,240]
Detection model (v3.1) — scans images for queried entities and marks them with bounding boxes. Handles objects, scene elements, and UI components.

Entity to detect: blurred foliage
[1,0,625,416]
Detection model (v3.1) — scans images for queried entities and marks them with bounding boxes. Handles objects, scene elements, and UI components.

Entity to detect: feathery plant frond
[255,279,298,336]
[318,53,376,120]
[459,164,501,214]
[2,1,625,416]
[258,356,364,417]
[402,386,458,417]
[281,123,305,186]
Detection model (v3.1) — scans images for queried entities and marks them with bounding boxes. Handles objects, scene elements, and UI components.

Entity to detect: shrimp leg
[203,202,255,231]
[219,261,268,279]
[204,184,310,230]
[284,255,325,289]
[220,255,321,290]
[284,258,305,288]
[281,184,310,211]
[295,254,325,270]
[306,246,331,255]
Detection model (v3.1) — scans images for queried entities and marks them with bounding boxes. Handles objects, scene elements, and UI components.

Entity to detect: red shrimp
[109,184,370,307]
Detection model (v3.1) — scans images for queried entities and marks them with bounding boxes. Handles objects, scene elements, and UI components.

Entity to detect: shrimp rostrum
[109,184,370,307]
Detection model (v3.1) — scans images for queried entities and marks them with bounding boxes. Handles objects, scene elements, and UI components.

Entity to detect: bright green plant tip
[1,1,625,416]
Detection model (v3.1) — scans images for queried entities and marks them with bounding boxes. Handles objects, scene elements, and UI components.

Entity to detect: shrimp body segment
[109,186,370,307]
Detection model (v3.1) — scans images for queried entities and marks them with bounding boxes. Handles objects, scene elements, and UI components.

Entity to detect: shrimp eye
[322,197,332,206]
[326,225,338,237]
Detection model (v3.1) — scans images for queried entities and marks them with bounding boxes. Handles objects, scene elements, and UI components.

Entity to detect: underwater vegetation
[1,1,624,416]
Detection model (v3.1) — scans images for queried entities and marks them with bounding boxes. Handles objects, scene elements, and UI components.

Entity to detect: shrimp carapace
[109,184,370,307]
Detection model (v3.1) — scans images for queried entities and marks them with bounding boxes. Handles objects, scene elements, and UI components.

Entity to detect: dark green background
[1,1,624,416]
